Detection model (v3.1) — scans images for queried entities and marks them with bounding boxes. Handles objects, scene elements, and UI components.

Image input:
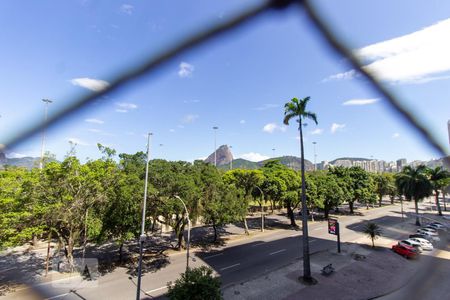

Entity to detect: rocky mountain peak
[204,145,233,166]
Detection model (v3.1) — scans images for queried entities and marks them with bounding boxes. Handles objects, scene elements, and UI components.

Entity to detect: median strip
[220,263,240,271]
[269,249,286,256]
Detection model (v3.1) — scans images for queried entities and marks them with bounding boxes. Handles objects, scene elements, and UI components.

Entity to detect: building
[396,158,407,171]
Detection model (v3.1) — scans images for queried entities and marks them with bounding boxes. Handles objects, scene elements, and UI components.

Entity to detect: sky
[1,0,450,164]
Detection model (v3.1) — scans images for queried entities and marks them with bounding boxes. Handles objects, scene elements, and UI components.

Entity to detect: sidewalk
[222,214,450,300]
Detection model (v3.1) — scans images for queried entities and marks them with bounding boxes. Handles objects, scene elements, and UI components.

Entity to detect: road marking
[251,242,266,247]
[0,267,15,273]
[290,233,299,237]
[269,249,286,256]
[45,293,70,300]
[146,285,170,293]
[310,239,317,243]
[220,263,240,271]
[204,253,223,259]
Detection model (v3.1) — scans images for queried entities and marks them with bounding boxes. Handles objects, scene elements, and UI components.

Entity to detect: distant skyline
[0,1,449,163]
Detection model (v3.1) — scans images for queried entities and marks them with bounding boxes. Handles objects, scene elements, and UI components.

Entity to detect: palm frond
[304,111,318,125]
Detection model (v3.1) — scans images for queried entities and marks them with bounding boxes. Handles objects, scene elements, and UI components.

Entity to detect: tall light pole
[175,195,191,271]
[229,145,233,170]
[136,132,152,300]
[254,186,264,232]
[40,99,53,169]
[213,126,218,167]
[312,142,317,171]
[272,148,275,158]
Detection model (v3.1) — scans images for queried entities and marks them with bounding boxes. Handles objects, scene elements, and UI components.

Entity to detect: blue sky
[1,0,449,164]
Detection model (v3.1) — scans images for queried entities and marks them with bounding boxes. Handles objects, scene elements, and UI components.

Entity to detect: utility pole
[272,148,275,158]
[312,142,317,171]
[229,145,233,170]
[136,132,152,300]
[40,99,52,169]
[213,126,218,167]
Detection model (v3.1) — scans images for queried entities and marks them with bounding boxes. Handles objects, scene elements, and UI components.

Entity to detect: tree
[396,165,433,226]
[374,173,390,207]
[283,96,317,283]
[309,172,345,219]
[427,166,450,216]
[363,222,382,248]
[167,266,222,300]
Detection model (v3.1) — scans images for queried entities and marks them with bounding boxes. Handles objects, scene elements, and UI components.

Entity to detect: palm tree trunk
[444,191,447,211]
[299,118,312,281]
[435,190,442,216]
[414,197,420,226]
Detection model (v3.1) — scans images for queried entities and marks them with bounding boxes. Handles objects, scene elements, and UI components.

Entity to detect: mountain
[204,145,233,166]
[329,157,371,164]
[217,155,314,171]
[0,156,41,169]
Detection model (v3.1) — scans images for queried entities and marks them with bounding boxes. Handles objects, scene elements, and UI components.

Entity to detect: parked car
[416,229,440,242]
[399,239,423,252]
[409,233,434,243]
[392,244,418,259]
[408,237,433,251]
[421,227,437,233]
[427,223,447,232]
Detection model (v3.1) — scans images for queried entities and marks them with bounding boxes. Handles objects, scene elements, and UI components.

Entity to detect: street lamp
[136,132,152,300]
[254,186,265,232]
[40,99,53,169]
[272,148,275,158]
[213,126,218,167]
[174,195,191,271]
[229,145,233,170]
[312,142,317,171]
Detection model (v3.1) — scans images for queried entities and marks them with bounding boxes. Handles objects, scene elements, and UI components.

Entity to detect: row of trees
[1,146,449,269]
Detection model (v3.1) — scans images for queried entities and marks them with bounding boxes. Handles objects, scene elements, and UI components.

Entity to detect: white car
[408,237,433,251]
[428,223,447,231]
[417,229,440,242]
[399,239,423,252]
[420,227,437,234]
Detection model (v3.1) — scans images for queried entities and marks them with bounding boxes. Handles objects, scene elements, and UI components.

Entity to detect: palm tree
[427,166,450,216]
[283,97,317,283]
[395,165,432,226]
[363,222,382,248]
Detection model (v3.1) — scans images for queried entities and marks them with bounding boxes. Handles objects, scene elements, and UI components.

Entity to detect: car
[409,233,434,243]
[399,239,423,252]
[427,223,447,231]
[421,227,437,233]
[416,229,440,242]
[392,244,418,259]
[408,237,433,251]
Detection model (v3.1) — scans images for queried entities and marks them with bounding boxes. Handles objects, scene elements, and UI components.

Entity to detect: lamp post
[174,195,191,271]
[312,142,317,171]
[136,132,152,300]
[229,145,233,170]
[213,126,218,167]
[40,99,53,169]
[272,148,275,158]
[254,186,265,232]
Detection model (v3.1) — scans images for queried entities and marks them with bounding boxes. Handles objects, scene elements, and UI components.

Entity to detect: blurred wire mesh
[1,0,448,299]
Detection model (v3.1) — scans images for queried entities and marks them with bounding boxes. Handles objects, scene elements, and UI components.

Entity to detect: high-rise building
[396,158,407,171]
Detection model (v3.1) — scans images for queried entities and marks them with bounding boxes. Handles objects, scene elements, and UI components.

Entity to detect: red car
[392,243,418,259]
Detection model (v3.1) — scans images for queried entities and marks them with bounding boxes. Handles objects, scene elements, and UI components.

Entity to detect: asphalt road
[2,201,417,300]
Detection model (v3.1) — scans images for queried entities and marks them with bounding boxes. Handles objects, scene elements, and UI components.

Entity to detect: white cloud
[120,4,134,15]
[255,104,279,111]
[70,78,110,91]
[240,120,246,124]
[182,114,199,124]
[326,18,450,84]
[342,98,379,106]
[115,102,137,113]
[239,152,270,162]
[169,129,175,133]
[309,128,323,135]
[331,123,346,133]
[66,137,89,146]
[6,152,27,158]
[85,118,104,124]
[392,133,400,138]
[183,99,200,104]
[263,123,286,133]
[178,62,194,78]
[323,70,358,82]
[87,128,101,133]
